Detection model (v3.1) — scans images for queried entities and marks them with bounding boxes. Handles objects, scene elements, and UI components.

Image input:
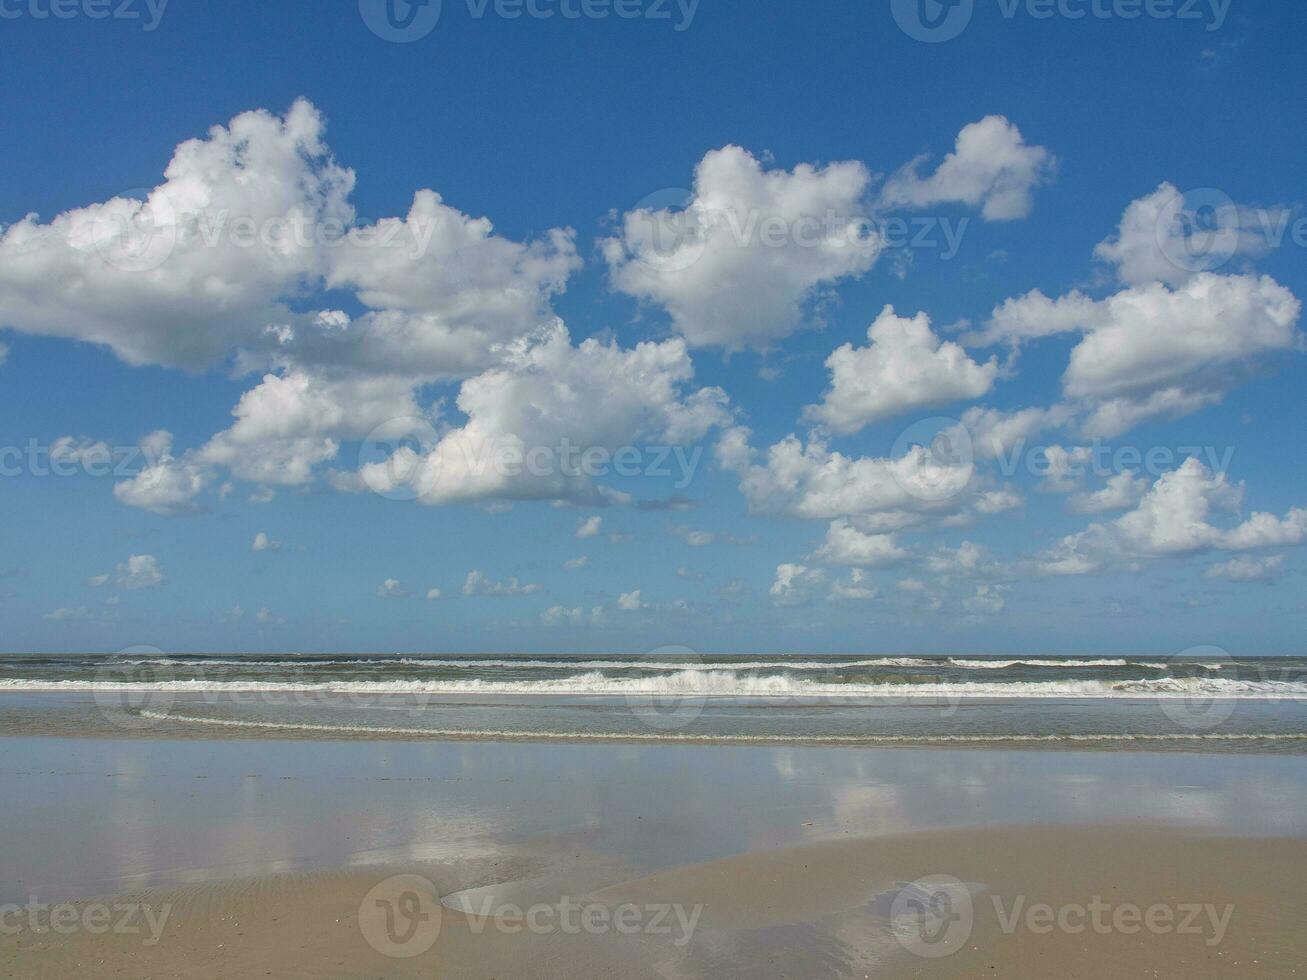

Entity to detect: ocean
[3,652,1307,748]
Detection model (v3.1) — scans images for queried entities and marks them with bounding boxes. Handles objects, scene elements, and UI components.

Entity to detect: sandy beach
[4,727,1307,978]
[3,824,1304,978]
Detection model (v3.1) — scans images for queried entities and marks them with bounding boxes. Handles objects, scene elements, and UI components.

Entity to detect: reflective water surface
[5,735,1307,904]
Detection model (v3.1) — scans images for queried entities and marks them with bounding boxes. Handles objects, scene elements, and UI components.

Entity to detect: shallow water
[6,736,1307,905]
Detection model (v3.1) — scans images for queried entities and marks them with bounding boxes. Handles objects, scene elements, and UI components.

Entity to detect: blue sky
[1,0,1304,654]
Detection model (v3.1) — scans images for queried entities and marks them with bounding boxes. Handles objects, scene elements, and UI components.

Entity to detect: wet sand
[4,735,1307,977]
[2,826,1304,979]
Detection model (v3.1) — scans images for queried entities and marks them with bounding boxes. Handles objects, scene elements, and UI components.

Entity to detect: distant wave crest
[3,672,1303,699]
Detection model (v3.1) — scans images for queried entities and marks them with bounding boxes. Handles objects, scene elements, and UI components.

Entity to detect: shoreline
[5,690,1307,753]
[8,712,1307,753]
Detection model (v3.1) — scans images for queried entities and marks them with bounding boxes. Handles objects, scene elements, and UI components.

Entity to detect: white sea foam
[4,672,1305,699]
[98,655,1232,674]
[107,656,940,671]
[946,658,1171,670]
[136,711,1307,743]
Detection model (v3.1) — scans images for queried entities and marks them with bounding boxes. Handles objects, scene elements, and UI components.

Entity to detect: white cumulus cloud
[717,427,997,531]
[1036,458,1307,574]
[1205,554,1285,582]
[879,115,1055,221]
[378,578,410,598]
[109,554,164,590]
[576,516,604,539]
[805,306,997,434]
[810,519,910,568]
[350,324,728,507]
[251,532,281,552]
[462,570,542,597]
[1093,182,1277,288]
[113,431,208,515]
[605,145,879,350]
[769,563,827,607]
[979,274,1300,437]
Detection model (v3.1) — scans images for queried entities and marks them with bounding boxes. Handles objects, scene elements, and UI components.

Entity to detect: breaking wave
[104,656,941,672]
[4,672,1304,699]
[946,658,1175,670]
